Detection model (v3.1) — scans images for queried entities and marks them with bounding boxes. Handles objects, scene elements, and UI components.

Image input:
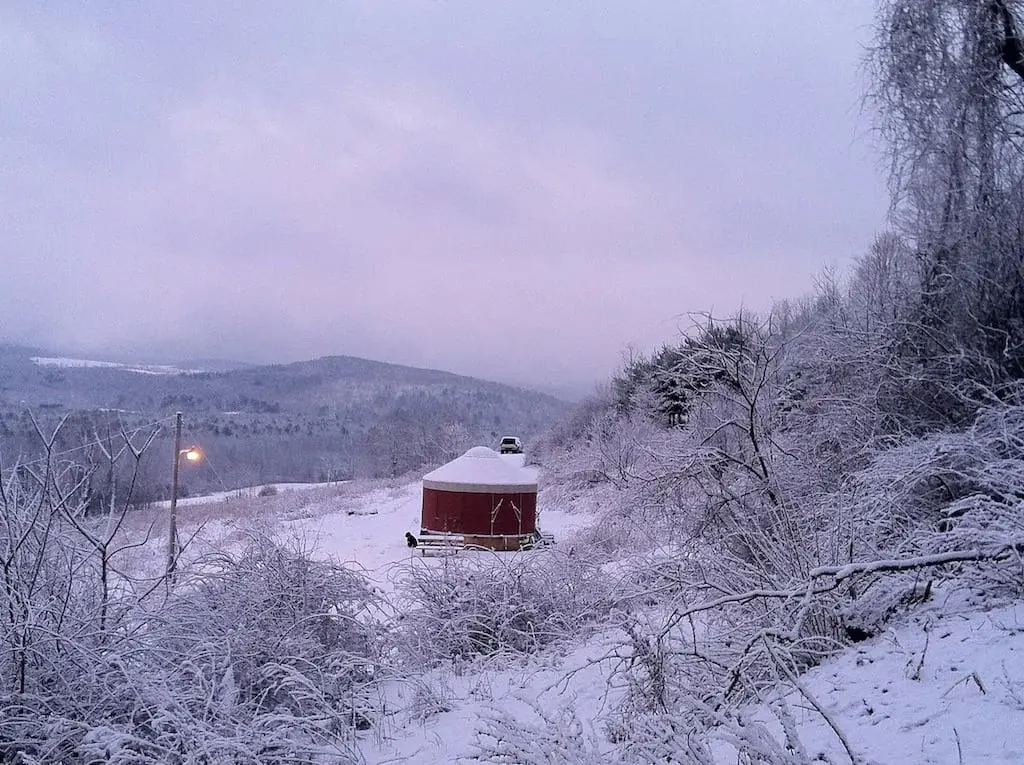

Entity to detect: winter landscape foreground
[280,479,1024,765]
[5,460,1015,765]
[176,479,1024,765]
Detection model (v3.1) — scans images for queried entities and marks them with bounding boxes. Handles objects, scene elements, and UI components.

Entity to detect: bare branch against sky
[0,2,886,392]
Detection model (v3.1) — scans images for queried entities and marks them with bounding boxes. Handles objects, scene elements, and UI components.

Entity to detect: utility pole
[166,411,183,582]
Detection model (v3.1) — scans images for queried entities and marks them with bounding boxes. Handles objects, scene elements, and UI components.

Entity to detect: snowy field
[140,477,1024,764]
[157,477,590,595]
[30,355,206,375]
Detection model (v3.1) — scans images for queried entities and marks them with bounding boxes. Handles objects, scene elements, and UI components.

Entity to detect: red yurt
[421,446,539,550]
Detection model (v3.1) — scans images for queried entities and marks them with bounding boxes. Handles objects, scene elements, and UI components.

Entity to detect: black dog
[405,531,418,549]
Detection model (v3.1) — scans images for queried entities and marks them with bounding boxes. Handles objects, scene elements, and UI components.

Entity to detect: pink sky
[1,2,887,394]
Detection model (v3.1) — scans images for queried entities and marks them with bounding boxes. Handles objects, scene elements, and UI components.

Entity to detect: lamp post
[166,411,202,582]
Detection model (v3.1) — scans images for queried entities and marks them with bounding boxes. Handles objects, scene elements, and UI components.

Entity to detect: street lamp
[166,411,203,582]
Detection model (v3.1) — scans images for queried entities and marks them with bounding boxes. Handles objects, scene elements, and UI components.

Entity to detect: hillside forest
[0,351,567,506]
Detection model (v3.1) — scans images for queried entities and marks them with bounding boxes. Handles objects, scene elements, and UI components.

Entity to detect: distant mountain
[0,346,567,409]
[0,345,570,501]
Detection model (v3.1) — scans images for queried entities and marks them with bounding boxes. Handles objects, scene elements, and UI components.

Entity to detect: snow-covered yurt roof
[423,446,539,493]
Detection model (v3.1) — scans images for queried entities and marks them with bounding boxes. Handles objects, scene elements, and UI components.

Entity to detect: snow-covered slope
[157,479,1024,764]
[788,593,1024,764]
[31,356,205,375]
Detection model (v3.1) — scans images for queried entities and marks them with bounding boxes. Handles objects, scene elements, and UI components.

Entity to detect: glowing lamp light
[167,412,205,586]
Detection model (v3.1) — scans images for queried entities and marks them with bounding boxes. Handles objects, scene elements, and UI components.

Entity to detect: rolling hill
[0,344,569,500]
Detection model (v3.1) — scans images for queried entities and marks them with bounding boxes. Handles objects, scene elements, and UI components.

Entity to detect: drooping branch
[666,541,1024,627]
[994,0,1024,82]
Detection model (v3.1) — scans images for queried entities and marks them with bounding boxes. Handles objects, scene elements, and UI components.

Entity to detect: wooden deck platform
[414,532,465,556]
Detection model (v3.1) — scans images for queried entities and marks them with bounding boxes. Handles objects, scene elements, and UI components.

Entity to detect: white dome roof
[464,446,498,459]
[423,446,538,493]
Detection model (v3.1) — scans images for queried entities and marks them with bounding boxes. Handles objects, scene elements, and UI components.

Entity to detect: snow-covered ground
[153,476,590,594]
[155,480,350,509]
[152,478,1023,764]
[30,356,204,375]
[787,593,1024,764]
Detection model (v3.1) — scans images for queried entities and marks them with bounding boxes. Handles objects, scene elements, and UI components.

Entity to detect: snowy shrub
[571,510,652,561]
[843,397,1024,598]
[620,698,851,765]
[470,702,606,765]
[606,712,714,764]
[0,441,383,765]
[154,532,386,733]
[471,696,841,765]
[403,674,454,723]
[393,548,613,664]
[592,615,869,765]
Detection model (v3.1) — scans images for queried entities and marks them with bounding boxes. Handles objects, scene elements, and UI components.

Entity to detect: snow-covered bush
[470,702,606,764]
[471,695,840,765]
[850,396,1024,548]
[0,423,385,763]
[156,531,386,729]
[1,538,382,764]
[403,674,454,723]
[393,548,613,664]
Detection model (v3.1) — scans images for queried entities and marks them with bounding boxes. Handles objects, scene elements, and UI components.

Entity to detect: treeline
[0,382,563,510]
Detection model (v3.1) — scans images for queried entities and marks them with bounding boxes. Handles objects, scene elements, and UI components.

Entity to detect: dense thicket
[521,259,1024,759]
[510,3,1024,758]
[870,0,1024,424]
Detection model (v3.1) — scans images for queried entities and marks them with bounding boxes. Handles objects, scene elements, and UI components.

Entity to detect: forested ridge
[0,349,567,502]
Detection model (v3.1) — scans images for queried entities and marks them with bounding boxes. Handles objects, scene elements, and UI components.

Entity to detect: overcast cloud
[1,2,887,394]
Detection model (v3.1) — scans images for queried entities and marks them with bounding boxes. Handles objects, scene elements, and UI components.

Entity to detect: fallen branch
[667,540,1024,629]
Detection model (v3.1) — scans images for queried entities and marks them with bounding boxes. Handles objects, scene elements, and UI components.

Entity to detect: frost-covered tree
[870,0,1024,421]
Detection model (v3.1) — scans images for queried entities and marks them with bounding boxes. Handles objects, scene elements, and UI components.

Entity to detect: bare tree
[0,415,380,763]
